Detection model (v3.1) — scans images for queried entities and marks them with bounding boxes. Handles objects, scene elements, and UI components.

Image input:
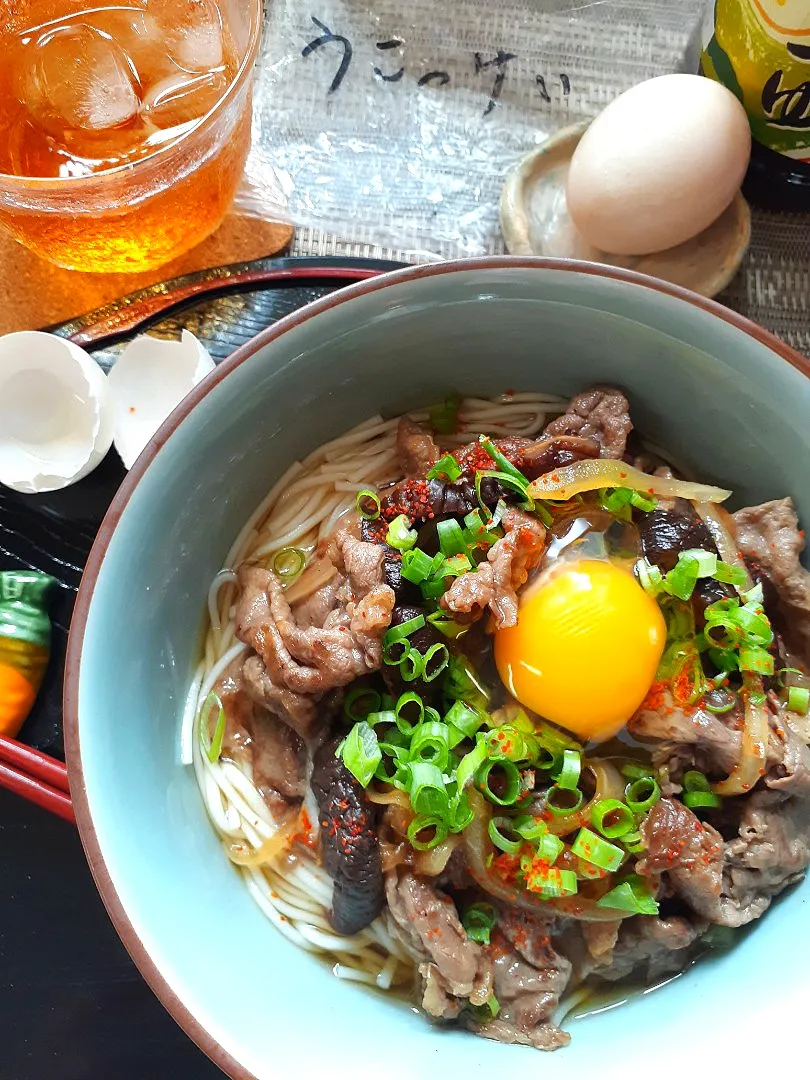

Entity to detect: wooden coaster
[0,215,294,334]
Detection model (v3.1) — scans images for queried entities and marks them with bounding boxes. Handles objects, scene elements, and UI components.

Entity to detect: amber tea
[0,0,260,272]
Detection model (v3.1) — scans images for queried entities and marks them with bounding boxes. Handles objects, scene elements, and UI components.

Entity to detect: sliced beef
[734,497,810,665]
[440,508,546,628]
[597,915,705,983]
[542,387,632,459]
[215,661,305,818]
[396,416,439,477]
[473,912,571,1051]
[235,532,395,737]
[629,695,742,778]
[311,736,384,935]
[638,793,810,927]
[385,870,493,1015]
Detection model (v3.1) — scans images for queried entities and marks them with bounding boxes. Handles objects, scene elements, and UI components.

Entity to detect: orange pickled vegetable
[0,572,55,738]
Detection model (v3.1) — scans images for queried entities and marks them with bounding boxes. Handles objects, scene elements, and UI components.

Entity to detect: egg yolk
[494,559,666,742]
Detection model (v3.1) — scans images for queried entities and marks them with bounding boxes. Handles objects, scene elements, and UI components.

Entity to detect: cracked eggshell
[0,331,114,494]
[107,330,215,469]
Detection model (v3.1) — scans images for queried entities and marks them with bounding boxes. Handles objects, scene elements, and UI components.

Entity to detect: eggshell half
[0,331,114,494]
[566,74,752,256]
[107,330,215,469]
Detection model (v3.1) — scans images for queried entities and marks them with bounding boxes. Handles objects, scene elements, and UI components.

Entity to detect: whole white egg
[566,74,751,256]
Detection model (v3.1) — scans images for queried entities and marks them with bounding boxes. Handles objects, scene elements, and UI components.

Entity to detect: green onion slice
[426,611,467,638]
[428,396,461,435]
[444,700,487,739]
[624,777,661,815]
[475,468,534,511]
[788,685,810,716]
[426,454,462,482]
[407,814,448,851]
[394,691,424,733]
[591,799,635,839]
[199,691,226,765]
[437,518,467,557]
[344,686,382,722]
[514,814,548,841]
[409,721,451,771]
[545,784,584,816]
[488,816,523,855]
[339,721,381,788]
[683,770,712,792]
[422,642,450,682]
[272,547,306,581]
[386,514,418,552]
[622,830,646,854]
[476,759,522,806]
[571,827,625,872]
[355,489,381,520]
[596,874,659,915]
[399,647,424,682]
[400,548,434,584]
[479,437,529,488]
[524,865,578,898]
[555,749,582,791]
[620,761,654,781]
[456,738,489,792]
[683,790,723,811]
[461,902,497,945]
[408,761,449,817]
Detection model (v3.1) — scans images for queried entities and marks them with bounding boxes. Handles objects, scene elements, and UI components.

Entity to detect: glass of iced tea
[0,0,262,273]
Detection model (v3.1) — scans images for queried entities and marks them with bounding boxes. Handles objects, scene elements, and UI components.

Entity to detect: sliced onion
[529,459,731,504]
[227,813,299,867]
[695,502,752,589]
[545,759,625,836]
[283,553,338,605]
[713,672,769,796]
[414,835,461,876]
[366,784,412,809]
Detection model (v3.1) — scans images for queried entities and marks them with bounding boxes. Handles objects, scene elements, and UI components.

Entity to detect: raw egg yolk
[494,559,666,742]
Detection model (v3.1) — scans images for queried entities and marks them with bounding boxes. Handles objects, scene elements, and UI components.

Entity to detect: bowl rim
[63,256,810,1080]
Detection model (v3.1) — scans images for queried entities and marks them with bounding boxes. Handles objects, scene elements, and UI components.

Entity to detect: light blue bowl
[65,260,810,1078]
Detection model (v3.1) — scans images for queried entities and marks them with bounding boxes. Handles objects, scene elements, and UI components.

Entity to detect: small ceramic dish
[500,123,751,298]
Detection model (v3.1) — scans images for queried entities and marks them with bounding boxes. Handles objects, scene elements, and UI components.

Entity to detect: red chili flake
[128,406,136,414]
[619,472,627,479]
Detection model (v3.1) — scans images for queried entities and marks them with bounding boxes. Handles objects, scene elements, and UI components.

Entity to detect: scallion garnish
[355,489,381,520]
[522,832,565,868]
[600,487,658,520]
[385,513,418,551]
[399,646,424,682]
[343,686,382,722]
[437,518,467,557]
[400,548,434,584]
[394,691,424,732]
[545,784,584,816]
[422,642,450,682]
[475,468,534,511]
[555,748,582,791]
[788,685,810,716]
[455,738,489,792]
[571,827,625,872]
[339,721,381,788]
[426,611,467,638]
[407,814,448,850]
[272,546,306,581]
[596,874,659,915]
[426,453,462,482]
[682,770,723,811]
[409,721,451,771]
[591,798,635,839]
[488,816,523,855]
[199,691,226,765]
[622,830,646,854]
[524,865,577,898]
[428,396,461,435]
[514,814,548,842]
[409,761,449,817]
[478,436,528,488]
[624,776,661,815]
[442,553,473,578]
[620,761,654,781]
[476,758,522,806]
[444,654,491,709]
[382,614,426,664]
[461,902,497,945]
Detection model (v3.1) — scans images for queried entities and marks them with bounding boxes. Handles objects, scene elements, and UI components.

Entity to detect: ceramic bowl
[65,259,810,1079]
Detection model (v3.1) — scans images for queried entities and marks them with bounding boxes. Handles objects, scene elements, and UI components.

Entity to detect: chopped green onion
[340,721,381,788]
[386,514,417,551]
[383,614,426,664]
[461,902,497,945]
[533,832,565,865]
[343,686,382,722]
[545,784,584,816]
[703,688,737,714]
[355,489,381,520]
[620,761,654,781]
[555,749,582,791]
[739,645,774,675]
[426,453,462,482]
[489,816,523,855]
[476,759,522,806]
[475,468,534,511]
[421,643,450,682]
[713,561,748,588]
[596,875,659,915]
[400,548,435,584]
[635,558,664,596]
[426,611,467,638]
[442,553,473,577]
[199,691,226,764]
[437,518,467,557]
[429,396,461,435]
[407,814,448,850]
[663,556,701,601]
[420,577,447,600]
[524,865,578,898]
[444,700,487,739]
[399,647,424,682]
[456,738,489,791]
[468,994,501,1023]
[683,770,711,792]
[272,547,306,581]
[479,436,530,488]
[683,790,723,810]
[622,830,646,854]
[408,762,449,817]
[571,827,625,872]
[624,777,661,815]
[395,691,424,733]
[444,655,491,709]
[591,799,635,839]
[788,686,810,716]
[448,791,475,832]
[534,721,582,755]
[514,814,548,841]
[409,721,451,770]
[366,709,397,728]
[630,490,658,513]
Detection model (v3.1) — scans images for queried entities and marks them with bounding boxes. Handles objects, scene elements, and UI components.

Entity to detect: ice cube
[24,24,140,133]
[142,69,228,129]
[148,0,224,71]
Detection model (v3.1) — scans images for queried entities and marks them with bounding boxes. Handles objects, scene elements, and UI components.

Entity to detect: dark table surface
[0,787,222,1080]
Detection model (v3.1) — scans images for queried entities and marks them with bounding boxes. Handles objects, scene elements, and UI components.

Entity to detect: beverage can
[701,1,810,161]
